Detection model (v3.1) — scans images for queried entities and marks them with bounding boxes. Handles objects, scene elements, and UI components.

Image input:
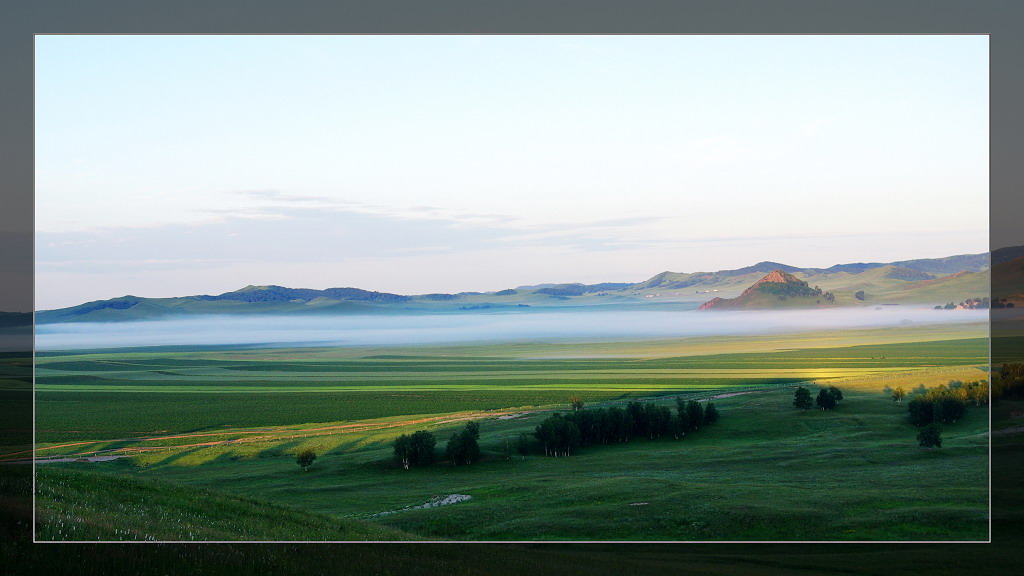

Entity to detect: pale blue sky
[35,35,988,309]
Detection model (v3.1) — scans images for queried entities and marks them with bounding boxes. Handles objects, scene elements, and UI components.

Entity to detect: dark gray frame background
[2,1,1021,574]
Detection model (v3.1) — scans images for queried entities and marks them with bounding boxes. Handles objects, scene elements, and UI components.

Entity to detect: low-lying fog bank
[33,306,989,351]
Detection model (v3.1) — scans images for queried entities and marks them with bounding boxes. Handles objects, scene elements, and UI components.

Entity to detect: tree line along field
[30,332,990,541]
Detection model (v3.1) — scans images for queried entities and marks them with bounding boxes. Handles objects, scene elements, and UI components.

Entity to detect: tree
[675,397,691,434]
[534,414,581,457]
[606,406,631,443]
[685,400,704,432]
[627,401,651,438]
[793,386,813,410]
[296,449,317,472]
[554,417,581,456]
[907,395,932,426]
[409,430,437,466]
[517,433,531,459]
[931,398,946,425]
[892,387,906,403]
[939,394,965,423]
[446,421,481,466]
[829,386,843,403]
[569,395,585,412]
[854,290,865,301]
[393,434,413,469]
[917,423,942,449]
[816,388,837,410]
[967,380,989,406]
[445,433,465,466]
[655,405,674,438]
[394,431,437,468]
[703,402,719,424]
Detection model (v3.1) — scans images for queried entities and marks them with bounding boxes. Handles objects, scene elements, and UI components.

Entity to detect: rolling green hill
[35,465,416,541]
[36,252,991,322]
[700,267,990,310]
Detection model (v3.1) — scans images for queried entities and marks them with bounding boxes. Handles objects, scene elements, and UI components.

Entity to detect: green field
[29,325,991,541]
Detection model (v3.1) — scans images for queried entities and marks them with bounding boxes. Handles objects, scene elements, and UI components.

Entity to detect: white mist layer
[34,307,989,351]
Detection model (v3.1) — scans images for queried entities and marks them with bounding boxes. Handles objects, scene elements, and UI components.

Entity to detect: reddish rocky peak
[754,269,800,285]
[697,297,722,310]
[737,269,805,298]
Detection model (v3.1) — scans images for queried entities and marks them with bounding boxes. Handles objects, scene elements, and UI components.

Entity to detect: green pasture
[36,385,989,541]
[31,328,990,541]
[31,336,987,447]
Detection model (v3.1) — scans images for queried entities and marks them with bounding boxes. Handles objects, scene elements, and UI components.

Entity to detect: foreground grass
[39,385,988,541]
[34,466,415,541]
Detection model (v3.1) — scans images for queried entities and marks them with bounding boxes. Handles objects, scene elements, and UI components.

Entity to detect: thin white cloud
[230,189,335,203]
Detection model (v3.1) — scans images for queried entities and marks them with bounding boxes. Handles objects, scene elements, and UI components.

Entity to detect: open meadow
[29,321,990,541]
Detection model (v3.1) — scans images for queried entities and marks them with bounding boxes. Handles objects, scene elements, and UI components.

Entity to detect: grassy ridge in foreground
[47,385,989,541]
[34,466,415,541]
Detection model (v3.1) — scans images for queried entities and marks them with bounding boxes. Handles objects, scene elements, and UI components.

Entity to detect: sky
[35,35,988,310]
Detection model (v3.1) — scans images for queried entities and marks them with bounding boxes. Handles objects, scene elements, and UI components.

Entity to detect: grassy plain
[29,321,990,541]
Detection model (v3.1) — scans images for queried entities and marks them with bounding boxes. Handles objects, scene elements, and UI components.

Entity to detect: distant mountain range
[36,252,995,323]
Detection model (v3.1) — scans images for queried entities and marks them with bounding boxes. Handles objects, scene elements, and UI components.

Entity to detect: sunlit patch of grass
[825,366,990,393]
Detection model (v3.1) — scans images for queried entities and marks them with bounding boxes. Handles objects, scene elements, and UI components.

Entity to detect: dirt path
[705,390,755,400]
[35,454,130,464]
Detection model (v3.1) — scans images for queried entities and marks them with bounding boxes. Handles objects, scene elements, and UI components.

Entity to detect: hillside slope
[37,253,990,322]
[35,465,416,541]
[698,270,830,310]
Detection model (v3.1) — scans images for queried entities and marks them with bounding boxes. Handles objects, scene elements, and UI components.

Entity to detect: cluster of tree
[896,381,987,450]
[806,286,837,304]
[445,421,481,466]
[392,423,485,469]
[992,297,1016,309]
[936,298,991,310]
[905,381,987,427]
[994,363,1024,400]
[917,423,942,449]
[908,393,965,427]
[949,379,989,406]
[759,280,817,299]
[532,398,719,457]
[901,379,987,424]
[816,386,843,409]
[793,385,843,410]
[392,430,438,469]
